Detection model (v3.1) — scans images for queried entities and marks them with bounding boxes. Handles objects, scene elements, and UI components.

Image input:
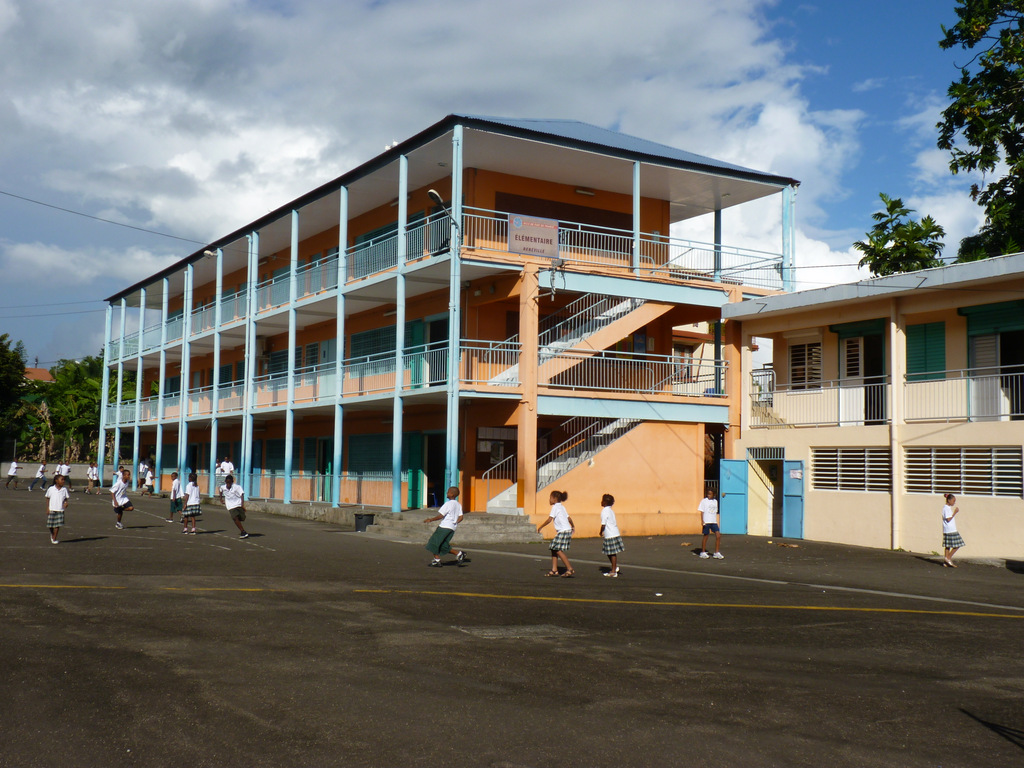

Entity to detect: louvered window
[905,447,1023,497]
[812,447,891,492]
[790,342,822,390]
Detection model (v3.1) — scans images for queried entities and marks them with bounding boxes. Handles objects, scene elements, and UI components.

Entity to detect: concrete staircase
[364,511,544,544]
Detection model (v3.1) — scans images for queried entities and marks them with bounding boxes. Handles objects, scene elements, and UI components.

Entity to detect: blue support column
[444,124,463,489]
[284,210,299,504]
[332,188,348,508]
[112,299,127,480]
[782,184,796,291]
[209,248,224,497]
[632,160,641,275]
[714,208,723,283]
[155,278,169,489]
[131,287,146,490]
[392,156,408,514]
[178,265,194,477]
[98,304,113,486]
[242,233,259,497]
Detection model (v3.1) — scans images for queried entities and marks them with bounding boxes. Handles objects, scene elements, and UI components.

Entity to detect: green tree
[0,334,27,437]
[938,1,1024,260]
[854,194,946,276]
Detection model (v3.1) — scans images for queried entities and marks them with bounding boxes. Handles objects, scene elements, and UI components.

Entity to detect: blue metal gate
[719,459,748,534]
[782,460,804,539]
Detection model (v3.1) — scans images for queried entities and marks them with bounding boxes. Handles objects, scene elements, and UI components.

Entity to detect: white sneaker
[115,521,124,530]
[699,551,710,559]
[712,552,724,559]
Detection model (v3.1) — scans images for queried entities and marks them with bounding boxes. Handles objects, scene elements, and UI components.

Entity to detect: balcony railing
[104,342,726,427]
[905,367,1024,422]
[462,207,783,290]
[540,348,728,397]
[749,377,890,428]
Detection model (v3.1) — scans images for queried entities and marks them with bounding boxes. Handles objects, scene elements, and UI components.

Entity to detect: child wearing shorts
[45,474,69,544]
[167,471,183,523]
[218,475,250,539]
[423,486,465,567]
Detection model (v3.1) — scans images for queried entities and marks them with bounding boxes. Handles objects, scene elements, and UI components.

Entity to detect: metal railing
[540,348,728,397]
[482,453,517,506]
[749,376,890,428]
[462,206,784,290]
[461,340,521,386]
[904,367,1024,422]
[295,257,340,299]
[536,417,640,490]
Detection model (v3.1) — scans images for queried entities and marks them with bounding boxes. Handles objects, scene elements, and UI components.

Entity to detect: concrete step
[364,512,543,544]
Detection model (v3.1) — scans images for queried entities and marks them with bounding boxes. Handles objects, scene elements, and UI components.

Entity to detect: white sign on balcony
[508,214,559,259]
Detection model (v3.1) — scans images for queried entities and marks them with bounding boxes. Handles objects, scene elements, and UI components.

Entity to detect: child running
[422,486,465,567]
[182,472,202,534]
[45,474,69,544]
[942,493,965,567]
[537,490,574,577]
[167,471,183,523]
[218,475,250,539]
[141,466,155,496]
[599,493,624,577]
[5,459,19,489]
[110,469,133,529]
[28,462,47,492]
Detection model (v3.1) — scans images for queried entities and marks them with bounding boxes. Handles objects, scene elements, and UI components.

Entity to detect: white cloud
[0,0,898,359]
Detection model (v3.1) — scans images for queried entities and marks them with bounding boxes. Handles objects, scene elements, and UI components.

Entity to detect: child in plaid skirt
[182,472,202,535]
[942,493,964,567]
[599,493,624,577]
[537,490,574,577]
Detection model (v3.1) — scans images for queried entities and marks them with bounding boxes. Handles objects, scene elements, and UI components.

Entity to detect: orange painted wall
[527,421,705,538]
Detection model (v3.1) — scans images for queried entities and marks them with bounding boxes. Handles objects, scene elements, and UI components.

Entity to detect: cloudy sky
[0,0,984,366]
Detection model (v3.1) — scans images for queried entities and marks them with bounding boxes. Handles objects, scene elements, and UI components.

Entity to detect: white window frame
[812,447,891,492]
[905,446,1023,498]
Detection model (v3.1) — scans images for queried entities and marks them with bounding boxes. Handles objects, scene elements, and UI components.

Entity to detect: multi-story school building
[101,114,798,534]
[723,253,1024,558]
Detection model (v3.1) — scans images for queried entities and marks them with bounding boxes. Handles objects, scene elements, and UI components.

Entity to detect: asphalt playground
[2,486,1023,768]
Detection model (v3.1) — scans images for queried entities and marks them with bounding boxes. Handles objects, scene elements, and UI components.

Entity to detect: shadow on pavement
[61,537,108,544]
[1005,560,1024,574]
[961,709,1024,752]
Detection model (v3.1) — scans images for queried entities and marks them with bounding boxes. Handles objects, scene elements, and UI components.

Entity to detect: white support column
[155,279,169,482]
[392,155,408,514]
[332,188,348,508]
[178,264,194,477]
[284,210,299,504]
[782,185,797,292]
[131,287,146,490]
[242,233,259,497]
[209,248,224,496]
[98,304,113,485]
[113,298,127,478]
[444,124,463,489]
[889,298,906,551]
[632,160,641,275]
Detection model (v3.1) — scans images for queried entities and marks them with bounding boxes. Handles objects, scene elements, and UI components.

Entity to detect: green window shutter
[829,318,886,340]
[906,322,945,381]
[347,434,392,473]
[958,300,1024,335]
[302,437,317,473]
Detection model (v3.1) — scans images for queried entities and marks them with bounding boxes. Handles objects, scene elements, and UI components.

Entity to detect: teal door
[404,432,423,508]
[719,459,748,534]
[782,460,804,539]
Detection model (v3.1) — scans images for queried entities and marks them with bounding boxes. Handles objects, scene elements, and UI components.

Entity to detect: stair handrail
[536,417,640,490]
[482,452,518,506]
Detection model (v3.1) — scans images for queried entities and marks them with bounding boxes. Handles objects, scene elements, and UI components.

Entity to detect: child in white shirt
[110,470,133,529]
[167,472,183,523]
[422,486,465,567]
[45,474,69,543]
[698,489,723,559]
[181,472,202,534]
[599,493,625,577]
[537,490,574,577]
[218,475,250,539]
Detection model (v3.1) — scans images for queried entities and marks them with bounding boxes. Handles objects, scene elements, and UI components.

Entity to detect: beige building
[722,253,1024,559]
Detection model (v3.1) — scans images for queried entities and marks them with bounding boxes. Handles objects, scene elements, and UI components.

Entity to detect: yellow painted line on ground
[160,587,285,593]
[0,584,126,590]
[354,589,1024,620]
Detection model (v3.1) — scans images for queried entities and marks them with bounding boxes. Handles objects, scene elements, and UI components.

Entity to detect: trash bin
[354,513,375,532]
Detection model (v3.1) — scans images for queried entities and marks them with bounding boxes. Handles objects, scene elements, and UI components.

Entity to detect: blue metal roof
[450,114,798,187]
